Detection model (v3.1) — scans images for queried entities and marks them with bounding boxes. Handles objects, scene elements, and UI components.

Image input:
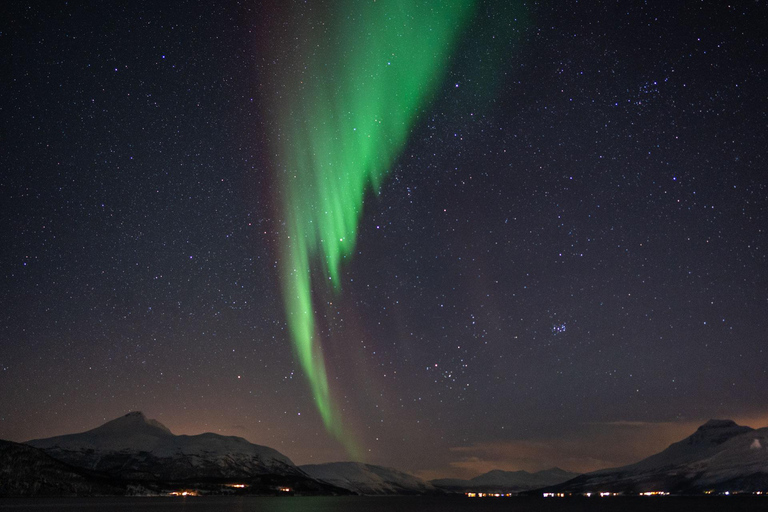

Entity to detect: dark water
[0,496,766,511]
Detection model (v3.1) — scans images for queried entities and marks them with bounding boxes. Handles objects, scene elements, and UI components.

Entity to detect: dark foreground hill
[0,439,125,497]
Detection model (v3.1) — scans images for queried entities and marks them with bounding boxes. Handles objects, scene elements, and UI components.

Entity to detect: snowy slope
[432,467,579,492]
[301,462,438,495]
[545,419,768,494]
[26,412,302,481]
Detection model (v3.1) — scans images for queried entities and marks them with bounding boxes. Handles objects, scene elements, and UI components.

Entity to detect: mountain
[432,467,579,493]
[0,439,125,497]
[541,419,768,495]
[25,411,345,494]
[301,462,439,495]
[27,412,300,481]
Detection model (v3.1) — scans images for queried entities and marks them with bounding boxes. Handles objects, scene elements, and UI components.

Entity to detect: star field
[2,0,766,478]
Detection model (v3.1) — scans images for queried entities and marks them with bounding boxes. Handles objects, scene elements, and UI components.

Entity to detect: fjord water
[1,496,766,512]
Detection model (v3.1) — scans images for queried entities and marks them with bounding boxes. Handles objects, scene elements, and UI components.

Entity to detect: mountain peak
[92,411,173,435]
[486,469,526,475]
[538,467,571,476]
[698,419,739,430]
[683,419,752,447]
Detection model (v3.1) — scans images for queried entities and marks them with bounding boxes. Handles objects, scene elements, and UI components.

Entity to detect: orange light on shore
[169,490,199,497]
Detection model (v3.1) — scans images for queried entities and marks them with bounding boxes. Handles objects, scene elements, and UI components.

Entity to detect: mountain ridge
[431,467,579,492]
[300,461,439,495]
[540,419,768,494]
[90,411,173,436]
[24,411,330,493]
[13,413,768,496]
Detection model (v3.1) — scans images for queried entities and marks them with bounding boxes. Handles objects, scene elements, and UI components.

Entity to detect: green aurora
[271,1,476,454]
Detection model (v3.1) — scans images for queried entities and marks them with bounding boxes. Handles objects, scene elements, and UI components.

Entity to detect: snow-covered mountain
[543,419,768,494]
[26,411,303,482]
[432,467,579,493]
[301,462,439,495]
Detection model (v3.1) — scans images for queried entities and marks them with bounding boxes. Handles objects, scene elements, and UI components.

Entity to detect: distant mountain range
[540,419,768,495]
[301,462,439,495]
[4,413,767,497]
[298,463,580,495]
[431,467,579,493]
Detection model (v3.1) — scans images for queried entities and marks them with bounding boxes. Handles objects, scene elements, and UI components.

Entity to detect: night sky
[2,1,766,480]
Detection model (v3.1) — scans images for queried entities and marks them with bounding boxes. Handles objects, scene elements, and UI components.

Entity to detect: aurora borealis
[4,0,767,480]
[268,1,475,450]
